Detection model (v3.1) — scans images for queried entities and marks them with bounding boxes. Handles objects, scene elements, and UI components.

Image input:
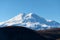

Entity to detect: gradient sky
[0,0,60,23]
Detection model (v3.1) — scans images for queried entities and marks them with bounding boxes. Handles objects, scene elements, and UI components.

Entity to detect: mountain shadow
[0,26,54,40]
[38,28,60,40]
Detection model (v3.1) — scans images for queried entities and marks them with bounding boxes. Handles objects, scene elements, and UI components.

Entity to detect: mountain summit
[0,13,60,30]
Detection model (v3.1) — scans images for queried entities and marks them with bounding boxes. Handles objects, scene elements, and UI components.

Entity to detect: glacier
[0,13,60,30]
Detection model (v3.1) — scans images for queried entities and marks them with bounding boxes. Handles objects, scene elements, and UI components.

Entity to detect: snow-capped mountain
[0,13,60,30]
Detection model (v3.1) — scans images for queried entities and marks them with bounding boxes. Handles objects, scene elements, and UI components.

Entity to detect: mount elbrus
[0,13,60,30]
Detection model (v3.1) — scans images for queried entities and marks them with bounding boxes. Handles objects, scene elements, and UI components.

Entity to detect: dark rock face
[38,28,60,40]
[0,26,53,40]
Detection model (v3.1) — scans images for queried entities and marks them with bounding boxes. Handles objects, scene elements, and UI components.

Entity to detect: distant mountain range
[0,13,60,30]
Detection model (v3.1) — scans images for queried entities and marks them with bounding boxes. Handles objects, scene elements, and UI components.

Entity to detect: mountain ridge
[0,13,60,30]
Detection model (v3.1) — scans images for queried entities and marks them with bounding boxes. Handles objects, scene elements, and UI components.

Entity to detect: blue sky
[0,0,60,23]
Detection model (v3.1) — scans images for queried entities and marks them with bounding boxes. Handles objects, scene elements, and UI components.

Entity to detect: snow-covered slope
[0,13,60,30]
